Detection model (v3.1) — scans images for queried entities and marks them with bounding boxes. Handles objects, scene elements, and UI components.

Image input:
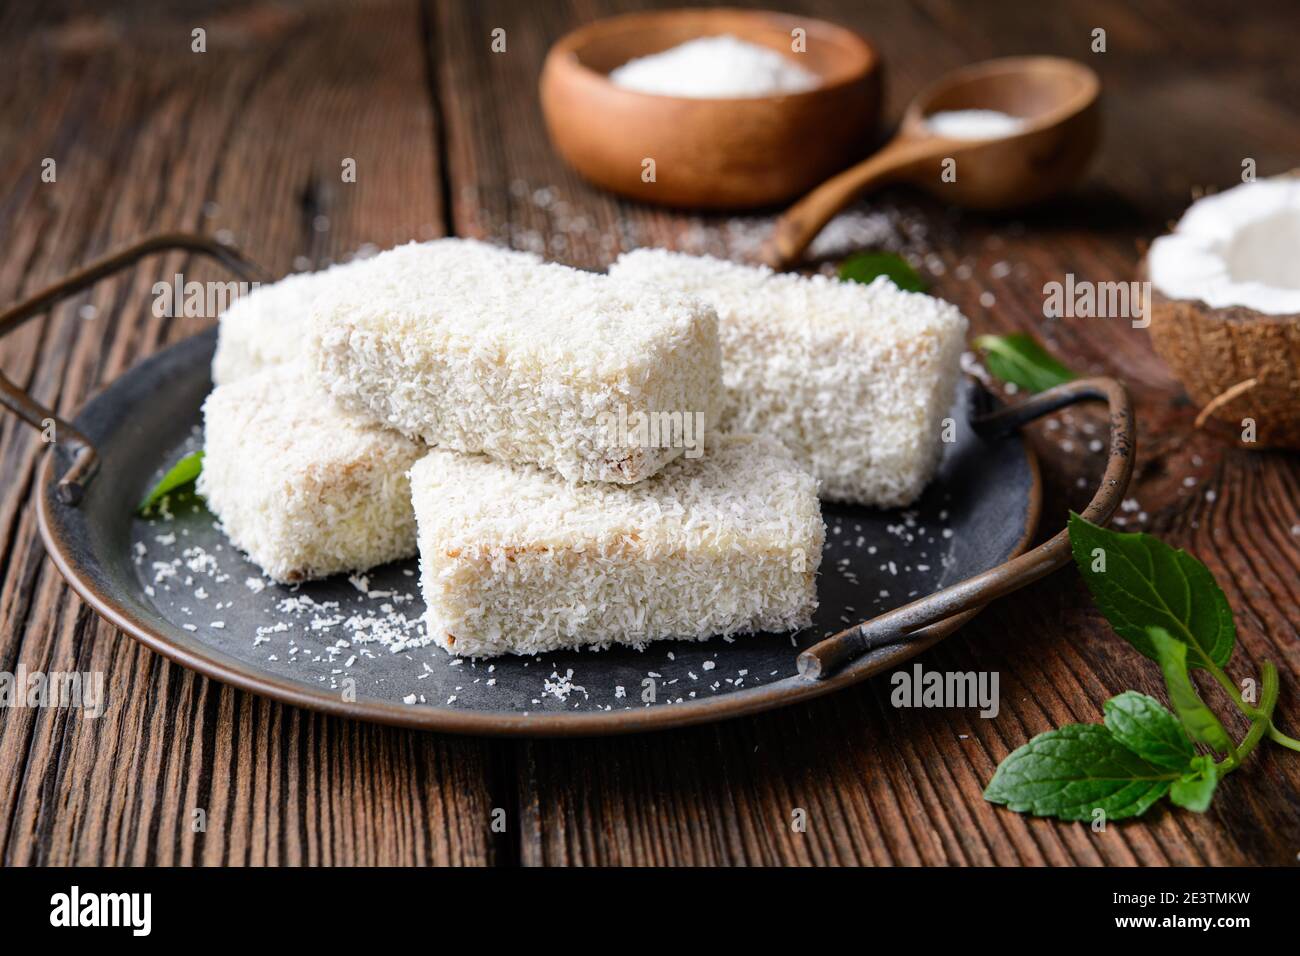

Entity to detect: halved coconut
[1147,176,1300,448]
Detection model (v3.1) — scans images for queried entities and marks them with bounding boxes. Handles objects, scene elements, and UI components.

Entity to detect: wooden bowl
[540,8,881,210]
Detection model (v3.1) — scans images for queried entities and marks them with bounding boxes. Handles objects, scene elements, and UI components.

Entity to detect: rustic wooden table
[1,0,1297,866]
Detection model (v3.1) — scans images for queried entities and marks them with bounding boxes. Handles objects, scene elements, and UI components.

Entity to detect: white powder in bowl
[608,35,820,99]
[925,109,1026,139]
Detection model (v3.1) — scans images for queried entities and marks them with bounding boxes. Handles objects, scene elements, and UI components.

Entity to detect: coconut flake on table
[1147,178,1300,315]
[925,109,1026,139]
[607,35,819,98]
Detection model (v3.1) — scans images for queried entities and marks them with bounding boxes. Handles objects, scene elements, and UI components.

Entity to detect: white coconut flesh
[1147,179,1300,315]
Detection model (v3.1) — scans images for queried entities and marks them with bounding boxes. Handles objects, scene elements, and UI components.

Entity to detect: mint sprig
[1101,690,1194,771]
[983,722,1180,821]
[138,450,203,515]
[1068,512,1295,751]
[984,514,1297,822]
[1170,756,1218,812]
[1067,516,1234,668]
[1146,627,1233,756]
[973,333,1076,393]
[838,252,927,292]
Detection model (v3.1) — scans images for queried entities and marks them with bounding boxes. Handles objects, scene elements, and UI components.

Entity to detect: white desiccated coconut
[198,362,424,584]
[212,259,370,385]
[410,434,824,658]
[311,239,723,484]
[925,109,1026,140]
[608,35,819,99]
[609,249,968,506]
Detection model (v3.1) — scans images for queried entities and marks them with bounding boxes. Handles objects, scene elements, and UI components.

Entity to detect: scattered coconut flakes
[543,669,587,702]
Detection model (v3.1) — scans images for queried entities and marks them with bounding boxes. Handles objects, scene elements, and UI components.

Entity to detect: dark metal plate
[37,329,1039,736]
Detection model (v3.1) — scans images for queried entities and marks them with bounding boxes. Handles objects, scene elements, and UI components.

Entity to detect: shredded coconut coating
[311,239,723,484]
[410,434,824,658]
[610,250,968,506]
[198,363,424,584]
[212,258,370,385]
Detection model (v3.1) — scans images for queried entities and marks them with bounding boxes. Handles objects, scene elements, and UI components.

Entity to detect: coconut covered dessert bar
[198,363,424,584]
[311,239,722,484]
[212,258,372,386]
[610,250,968,506]
[410,434,824,658]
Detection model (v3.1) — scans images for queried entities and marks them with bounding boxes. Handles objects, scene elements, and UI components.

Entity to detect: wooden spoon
[761,56,1101,269]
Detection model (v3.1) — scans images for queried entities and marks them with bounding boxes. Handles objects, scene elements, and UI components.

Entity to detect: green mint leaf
[1148,627,1234,756]
[1102,691,1196,771]
[983,724,1176,821]
[973,333,1076,393]
[1068,512,1235,669]
[1169,755,1219,813]
[138,451,204,514]
[838,252,927,292]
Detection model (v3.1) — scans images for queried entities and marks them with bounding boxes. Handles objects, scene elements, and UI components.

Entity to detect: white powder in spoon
[926,109,1026,139]
[608,35,819,98]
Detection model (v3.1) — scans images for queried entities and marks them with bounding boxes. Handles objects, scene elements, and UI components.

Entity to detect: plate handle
[0,234,269,504]
[798,376,1135,680]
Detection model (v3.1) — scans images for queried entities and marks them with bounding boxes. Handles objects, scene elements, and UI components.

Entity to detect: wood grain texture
[2,0,1299,867]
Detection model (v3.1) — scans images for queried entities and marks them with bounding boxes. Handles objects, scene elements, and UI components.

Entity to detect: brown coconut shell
[1144,169,1300,451]
[1147,288,1300,449]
